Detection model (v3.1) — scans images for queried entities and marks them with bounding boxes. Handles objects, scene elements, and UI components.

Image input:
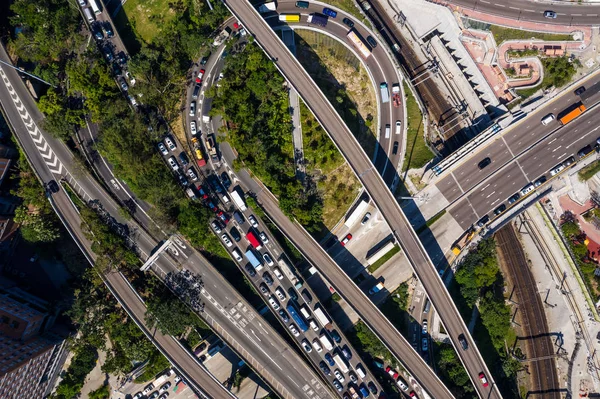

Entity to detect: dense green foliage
[89,384,110,399]
[518,56,580,98]
[10,154,60,243]
[436,343,475,398]
[454,238,499,306]
[177,202,228,256]
[452,237,519,396]
[212,42,323,230]
[560,217,600,298]
[145,283,211,337]
[51,344,98,399]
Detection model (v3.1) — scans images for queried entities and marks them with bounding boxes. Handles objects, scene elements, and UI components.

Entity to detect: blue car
[324,353,335,367]
[322,7,337,18]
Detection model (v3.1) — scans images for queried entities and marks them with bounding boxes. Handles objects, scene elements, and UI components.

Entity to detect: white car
[248,215,259,228]
[189,101,196,117]
[289,323,300,337]
[395,120,401,134]
[259,231,269,244]
[268,296,280,310]
[168,156,179,171]
[422,319,428,334]
[550,164,565,176]
[232,249,243,262]
[190,121,197,136]
[275,287,286,301]
[301,339,312,353]
[334,369,345,383]
[520,184,534,196]
[312,338,323,352]
[397,378,409,391]
[187,168,198,181]
[158,142,168,156]
[221,233,232,247]
[272,267,283,280]
[126,71,136,86]
[164,137,176,151]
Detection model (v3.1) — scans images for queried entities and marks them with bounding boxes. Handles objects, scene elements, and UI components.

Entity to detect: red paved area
[558,194,600,261]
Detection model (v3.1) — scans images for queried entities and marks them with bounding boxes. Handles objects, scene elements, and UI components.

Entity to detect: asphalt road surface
[226,1,502,397]
[0,45,334,399]
[446,0,600,26]
[436,72,600,229]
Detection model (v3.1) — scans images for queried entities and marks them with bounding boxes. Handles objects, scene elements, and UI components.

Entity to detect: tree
[15,208,61,243]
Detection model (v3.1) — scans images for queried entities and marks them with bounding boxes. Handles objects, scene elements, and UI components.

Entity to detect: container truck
[313,306,331,327]
[279,14,301,22]
[231,187,247,211]
[559,103,586,125]
[84,7,95,23]
[89,0,101,14]
[380,82,390,103]
[392,83,401,108]
[277,256,301,287]
[245,250,263,271]
[246,231,263,250]
[307,13,328,27]
[286,303,308,331]
[258,2,277,13]
[333,354,349,373]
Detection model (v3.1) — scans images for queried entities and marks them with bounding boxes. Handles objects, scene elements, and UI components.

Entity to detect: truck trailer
[380,82,390,103]
[245,250,263,271]
[559,103,586,125]
[231,187,247,211]
[307,13,328,27]
[313,306,331,327]
[392,83,401,108]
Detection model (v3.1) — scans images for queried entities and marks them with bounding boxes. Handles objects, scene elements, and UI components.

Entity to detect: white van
[355,364,366,379]
[232,249,243,262]
[541,113,555,125]
[319,334,334,351]
[300,305,311,319]
[385,124,391,139]
[395,120,401,134]
[312,339,323,352]
[308,319,319,331]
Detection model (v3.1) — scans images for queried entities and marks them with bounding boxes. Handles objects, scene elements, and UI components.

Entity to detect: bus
[286,303,308,332]
[347,30,371,59]
[89,0,101,15]
[559,103,586,125]
[279,14,301,22]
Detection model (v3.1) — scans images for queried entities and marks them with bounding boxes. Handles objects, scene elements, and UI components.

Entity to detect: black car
[117,52,127,65]
[574,86,586,96]
[278,309,289,323]
[458,334,469,350]
[392,141,399,155]
[493,204,506,215]
[262,272,274,286]
[112,63,122,76]
[319,361,331,376]
[330,330,342,343]
[104,48,114,62]
[478,157,491,169]
[534,176,547,187]
[341,345,352,359]
[208,174,223,193]
[287,287,298,301]
[103,22,114,37]
[366,35,377,48]
[563,156,576,166]
[342,17,354,28]
[508,193,520,204]
[230,226,241,242]
[200,56,209,65]
[220,172,232,189]
[244,263,256,277]
[368,382,378,395]
[192,84,201,99]
[476,215,489,228]
[46,180,60,194]
[178,152,189,166]
[93,26,104,40]
[578,145,593,158]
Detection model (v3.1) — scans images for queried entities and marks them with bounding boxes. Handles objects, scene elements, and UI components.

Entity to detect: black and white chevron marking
[0,67,63,175]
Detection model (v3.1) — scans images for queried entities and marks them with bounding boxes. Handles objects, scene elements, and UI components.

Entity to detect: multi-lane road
[0,43,335,399]
[226,1,501,398]
[444,0,600,26]
[435,72,600,229]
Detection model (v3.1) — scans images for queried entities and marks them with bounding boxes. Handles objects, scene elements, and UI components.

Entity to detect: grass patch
[490,25,572,44]
[367,245,401,273]
[402,81,434,171]
[120,0,178,44]
[579,160,600,181]
[61,181,85,210]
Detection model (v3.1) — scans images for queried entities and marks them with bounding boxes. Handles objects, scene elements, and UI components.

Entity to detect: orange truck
[559,103,586,125]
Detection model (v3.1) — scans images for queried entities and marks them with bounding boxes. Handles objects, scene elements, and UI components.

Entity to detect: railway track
[495,224,560,398]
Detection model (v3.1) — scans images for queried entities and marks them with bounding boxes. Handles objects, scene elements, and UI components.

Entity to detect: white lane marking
[552,145,563,152]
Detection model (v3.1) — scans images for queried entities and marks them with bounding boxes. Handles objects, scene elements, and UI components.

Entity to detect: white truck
[380,82,390,103]
[258,1,277,13]
[277,256,302,288]
[313,306,331,327]
[231,187,247,211]
[333,354,349,373]
[319,334,334,351]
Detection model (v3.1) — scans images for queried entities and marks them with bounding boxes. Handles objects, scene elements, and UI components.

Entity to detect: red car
[341,233,352,246]
[385,366,398,379]
[233,22,240,29]
[217,211,229,225]
[479,372,489,387]
[195,69,205,83]
[409,391,417,398]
